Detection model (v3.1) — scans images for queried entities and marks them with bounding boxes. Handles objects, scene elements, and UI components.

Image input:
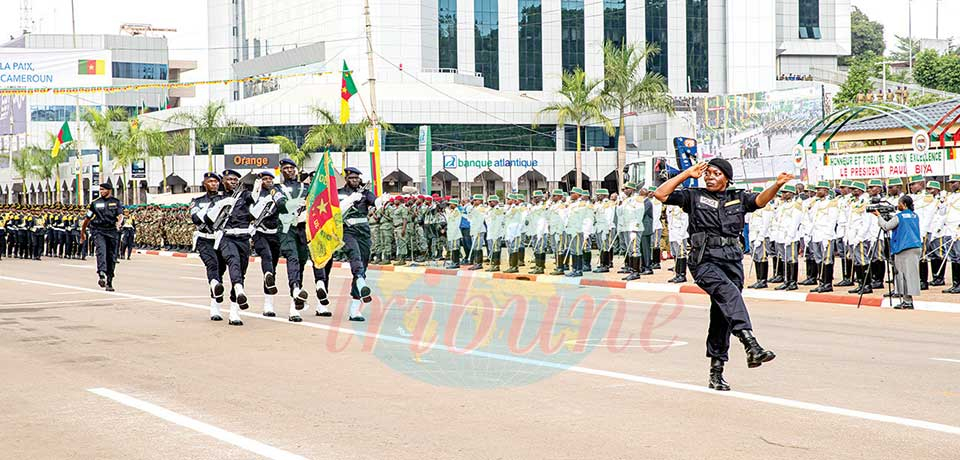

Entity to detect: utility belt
[345,217,368,227]
[223,227,254,236]
[690,232,742,264]
[255,226,278,235]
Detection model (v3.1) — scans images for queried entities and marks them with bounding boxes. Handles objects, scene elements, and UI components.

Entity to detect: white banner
[0,48,111,88]
[817,149,960,181]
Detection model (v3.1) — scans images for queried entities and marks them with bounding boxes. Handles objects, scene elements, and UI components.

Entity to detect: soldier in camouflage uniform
[369,205,381,264]
[379,198,395,263]
[392,196,410,265]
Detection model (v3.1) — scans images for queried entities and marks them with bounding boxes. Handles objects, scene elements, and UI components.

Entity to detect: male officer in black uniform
[654,159,789,391]
[190,172,228,321]
[276,158,322,322]
[334,166,378,322]
[251,170,285,317]
[81,183,124,291]
[217,169,256,326]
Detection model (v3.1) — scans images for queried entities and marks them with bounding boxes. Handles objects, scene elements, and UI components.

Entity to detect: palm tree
[537,68,614,189]
[83,107,129,183]
[112,123,146,203]
[171,100,257,171]
[268,134,323,168]
[602,41,674,188]
[142,128,190,193]
[306,106,392,171]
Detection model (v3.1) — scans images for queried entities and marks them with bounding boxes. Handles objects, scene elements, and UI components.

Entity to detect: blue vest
[890,210,921,255]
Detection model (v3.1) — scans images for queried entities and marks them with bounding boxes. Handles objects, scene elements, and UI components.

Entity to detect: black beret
[279,158,297,168]
[222,169,242,178]
[707,158,733,181]
[203,172,222,181]
[344,167,362,176]
[258,170,275,178]
[99,182,113,191]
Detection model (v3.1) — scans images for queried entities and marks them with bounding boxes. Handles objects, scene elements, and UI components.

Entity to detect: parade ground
[2,254,960,459]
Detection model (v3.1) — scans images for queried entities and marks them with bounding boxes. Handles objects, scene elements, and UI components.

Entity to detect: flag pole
[70,0,82,205]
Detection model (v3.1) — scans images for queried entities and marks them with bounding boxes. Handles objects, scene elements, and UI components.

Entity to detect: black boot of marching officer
[768,256,785,283]
[836,258,854,287]
[709,358,730,391]
[799,260,819,286]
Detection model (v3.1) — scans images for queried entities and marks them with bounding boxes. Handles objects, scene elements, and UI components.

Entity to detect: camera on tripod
[866,197,896,218]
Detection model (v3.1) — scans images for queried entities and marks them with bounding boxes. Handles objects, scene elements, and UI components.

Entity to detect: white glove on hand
[339,192,363,209]
[206,197,236,221]
[250,199,269,219]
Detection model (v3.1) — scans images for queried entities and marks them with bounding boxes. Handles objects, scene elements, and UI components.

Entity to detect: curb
[135,249,960,314]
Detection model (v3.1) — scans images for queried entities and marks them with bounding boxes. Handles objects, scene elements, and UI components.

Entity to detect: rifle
[212,185,245,250]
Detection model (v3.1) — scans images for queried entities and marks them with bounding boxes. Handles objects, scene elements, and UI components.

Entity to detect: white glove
[250,199,269,219]
[339,192,363,209]
[206,197,236,221]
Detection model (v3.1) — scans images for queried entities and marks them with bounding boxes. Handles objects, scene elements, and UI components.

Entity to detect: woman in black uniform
[654,159,791,391]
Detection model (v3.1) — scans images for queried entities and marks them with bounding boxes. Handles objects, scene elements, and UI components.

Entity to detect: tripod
[856,226,897,309]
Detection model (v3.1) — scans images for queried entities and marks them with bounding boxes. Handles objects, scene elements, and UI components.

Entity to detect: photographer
[874,195,922,309]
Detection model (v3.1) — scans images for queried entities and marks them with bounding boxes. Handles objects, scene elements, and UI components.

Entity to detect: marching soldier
[250,170,285,317]
[80,183,124,292]
[191,172,228,322]
[217,169,257,325]
[275,159,323,321]
[335,167,378,321]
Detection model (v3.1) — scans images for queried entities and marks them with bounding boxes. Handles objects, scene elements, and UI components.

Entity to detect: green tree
[913,49,941,89]
[303,107,393,171]
[83,107,129,180]
[537,68,614,189]
[170,100,256,171]
[142,128,190,193]
[843,6,885,66]
[834,53,879,109]
[601,40,674,188]
[890,35,922,63]
[268,135,322,169]
[111,123,146,203]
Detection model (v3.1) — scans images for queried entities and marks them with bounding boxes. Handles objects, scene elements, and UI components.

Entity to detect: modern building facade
[0,34,198,204]
[87,0,848,202]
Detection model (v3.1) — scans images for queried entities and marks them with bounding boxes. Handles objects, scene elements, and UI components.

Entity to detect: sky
[0,0,210,104]
[0,0,955,104]
[851,0,959,51]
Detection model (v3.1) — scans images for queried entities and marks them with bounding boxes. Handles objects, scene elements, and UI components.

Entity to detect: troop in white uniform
[666,203,689,283]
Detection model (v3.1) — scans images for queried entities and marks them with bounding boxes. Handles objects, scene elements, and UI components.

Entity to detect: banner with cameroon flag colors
[305,149,344,267]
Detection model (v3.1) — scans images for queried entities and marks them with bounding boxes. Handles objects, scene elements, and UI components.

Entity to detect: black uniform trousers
[253,232,281,291]
[639,232,653,270]
[219,234,251,288]
[120,228,136,259]
[279,224,328,295]
[33,231,44,259]
[91,229,120,278]
[691,247,754,362]
[196,238,226,288]
[342,229,372,299]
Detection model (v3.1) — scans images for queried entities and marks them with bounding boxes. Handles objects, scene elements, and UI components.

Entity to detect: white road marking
[4,275,960,437]
[178,276,211,281]
[930,358,960,364]
[59,264,93,269]
[88,388,307,460]
[0,298,124,307]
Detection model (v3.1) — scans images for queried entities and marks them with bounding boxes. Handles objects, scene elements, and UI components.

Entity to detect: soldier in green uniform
[369,205,381,264]
[392,196,410,265]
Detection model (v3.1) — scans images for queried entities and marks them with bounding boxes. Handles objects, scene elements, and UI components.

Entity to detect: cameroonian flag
[52,121,72,158]
[78,59,105,75]
[949,148,957,160]
[823,155,831,166]
[305,149,344,267]
[340,60,358,124]
[367,125,383,196]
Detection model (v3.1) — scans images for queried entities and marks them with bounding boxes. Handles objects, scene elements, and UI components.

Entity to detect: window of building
[799,0,820,39]
[439,0,458,69]
[564,126,617,150]
[253,38,261,58]
[645,0,668,78]
[475,0,499,89]
[385,124,556,151]
[561,0,585,73]
[30,105,100,122]
[603,0,626,48]
[518,0,543,91]
[686,0,708,92]
[111,62,169,80]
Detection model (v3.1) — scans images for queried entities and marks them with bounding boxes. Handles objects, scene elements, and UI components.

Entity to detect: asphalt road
[1,254,959,459]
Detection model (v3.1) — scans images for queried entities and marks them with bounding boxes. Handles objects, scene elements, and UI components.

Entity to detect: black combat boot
[798,260,818,285]
[945,263,960,293]
[503,253,519,273]
[674,258,687,283]
[747,261,764,288]
[811,264,834,293]
[775,262,792,291]
[918,260,928,290]
[709,358,730,391]
[736,330,776,368]
[930,258,945,286]
[768,258,784,283]
[836,258,854,287]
